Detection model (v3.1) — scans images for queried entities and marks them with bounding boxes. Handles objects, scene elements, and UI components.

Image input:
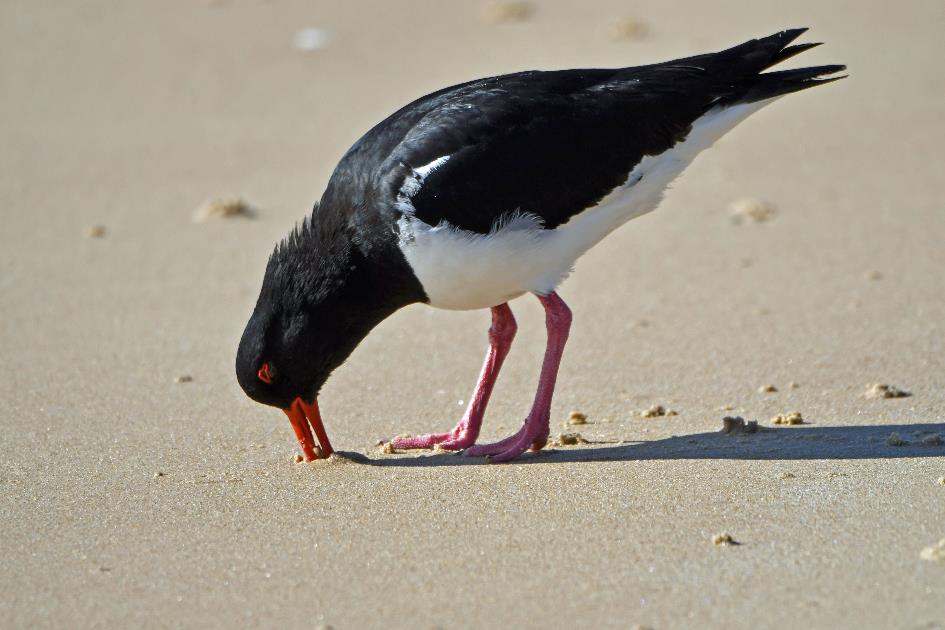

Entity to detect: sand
[2,1,944,628]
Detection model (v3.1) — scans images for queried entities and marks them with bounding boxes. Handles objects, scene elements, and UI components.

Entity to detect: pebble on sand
[935,476,945,486]
[85,225,106,238]
[293,454,304,463]
[730,197,775,224]
[174,375,193,384]
[192,196,254,222]
[480,1,533,23]
[864,383,911,399]
[758,384,778,393]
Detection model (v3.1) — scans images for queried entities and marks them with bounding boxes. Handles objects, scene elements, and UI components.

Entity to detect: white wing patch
[398,100,773,310]
[396,155,451,213]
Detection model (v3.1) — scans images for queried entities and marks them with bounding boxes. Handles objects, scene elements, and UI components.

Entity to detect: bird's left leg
[391,303,517,450]
[464,291,572,462]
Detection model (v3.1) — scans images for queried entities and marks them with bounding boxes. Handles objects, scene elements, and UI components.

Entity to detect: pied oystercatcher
[236,28,845,462]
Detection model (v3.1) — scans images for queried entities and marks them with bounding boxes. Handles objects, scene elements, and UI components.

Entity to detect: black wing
[327,29,843,234]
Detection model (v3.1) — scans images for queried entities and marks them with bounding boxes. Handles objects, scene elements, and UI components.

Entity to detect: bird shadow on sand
[340,422,945,467]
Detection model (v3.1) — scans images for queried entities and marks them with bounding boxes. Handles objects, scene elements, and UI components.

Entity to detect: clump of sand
[85,225,106,238]
[935,476,945,486]
[640,405,677,418]
[567,411,588,425]
[712,532,737,546]
[380,442,396,454]
[886,432,908,447]
[920,539,945,562]
[864,383,911,399]
[551,432,588,446]
[174,375,193,383]
[192,196,254,222]
[771,412,805,425]
[758,384,778,393]
[607,18,647,42]
[480,1,532,23]
[916,432,943,446]
[311,452,358,466]
[730,197,775,224]
[721,416,759,434]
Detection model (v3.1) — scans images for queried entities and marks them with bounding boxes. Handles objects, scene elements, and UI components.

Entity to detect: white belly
[397,101,769,310]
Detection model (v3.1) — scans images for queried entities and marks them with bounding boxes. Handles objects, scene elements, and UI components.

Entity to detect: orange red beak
[283,398,334,461]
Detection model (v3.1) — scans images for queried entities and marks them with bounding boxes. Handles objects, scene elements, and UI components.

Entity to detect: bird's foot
[391,424,477,450]
[463,419,548,462]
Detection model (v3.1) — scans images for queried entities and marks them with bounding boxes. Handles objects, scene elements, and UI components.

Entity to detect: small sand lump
[557,432,588,446]
[641,405,677,418]
[935,476,945,486]
[758,384,778,394]
[886,432,908,447]
[920,539,945,562]
[772,412,804,425]
[607,18,647,42]
[480,1,532,23]
[864,383,911,399]
[192,196,254,222]
[567,411,588,425]
[919,433,943,446]
[712,532,736,546]
[293,454,304,463]
[730,197,775,224]
[85,225,106,238]
[381,442,396,454]
[721,416,759,435]
[174,375,193,384]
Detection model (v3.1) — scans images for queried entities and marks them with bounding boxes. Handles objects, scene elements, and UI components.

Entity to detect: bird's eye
[257,362,275,384]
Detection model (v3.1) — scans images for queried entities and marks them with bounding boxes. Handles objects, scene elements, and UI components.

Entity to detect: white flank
[398,100,773,310]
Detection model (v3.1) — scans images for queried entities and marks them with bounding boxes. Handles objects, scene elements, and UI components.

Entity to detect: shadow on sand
[338,422,945,467]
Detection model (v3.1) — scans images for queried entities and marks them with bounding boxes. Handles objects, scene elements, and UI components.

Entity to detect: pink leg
[392,303,517,450]
[465,291,572,462]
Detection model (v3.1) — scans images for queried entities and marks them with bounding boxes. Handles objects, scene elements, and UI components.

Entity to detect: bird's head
[236,208,424,459]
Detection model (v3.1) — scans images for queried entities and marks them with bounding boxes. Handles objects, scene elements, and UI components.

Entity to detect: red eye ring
[257,362,274,384]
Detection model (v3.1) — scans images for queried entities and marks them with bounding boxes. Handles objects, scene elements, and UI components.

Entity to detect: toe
[391,432,449,449]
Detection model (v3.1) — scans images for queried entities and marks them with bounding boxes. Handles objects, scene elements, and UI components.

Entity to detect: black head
[236,207,425,411]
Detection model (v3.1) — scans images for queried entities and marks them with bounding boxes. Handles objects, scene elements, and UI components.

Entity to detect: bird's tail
[678,28,847,105]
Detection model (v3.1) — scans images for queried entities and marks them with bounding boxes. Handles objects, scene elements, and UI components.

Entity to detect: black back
[320,28,843,234]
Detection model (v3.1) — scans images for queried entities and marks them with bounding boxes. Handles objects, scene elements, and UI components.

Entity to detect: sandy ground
[2,1,945,628]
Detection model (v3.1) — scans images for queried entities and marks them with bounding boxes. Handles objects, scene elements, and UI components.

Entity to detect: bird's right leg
[391,303,516,450]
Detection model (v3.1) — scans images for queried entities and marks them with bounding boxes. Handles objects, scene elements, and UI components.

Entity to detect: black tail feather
[698,28,847,106]
[741,63,847,103]
[770,42,823,67]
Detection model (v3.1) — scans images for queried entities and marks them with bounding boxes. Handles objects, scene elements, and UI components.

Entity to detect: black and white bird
[236,28,845,462]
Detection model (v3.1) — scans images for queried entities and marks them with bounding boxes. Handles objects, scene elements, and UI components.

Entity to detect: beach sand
[2,1,944,627]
